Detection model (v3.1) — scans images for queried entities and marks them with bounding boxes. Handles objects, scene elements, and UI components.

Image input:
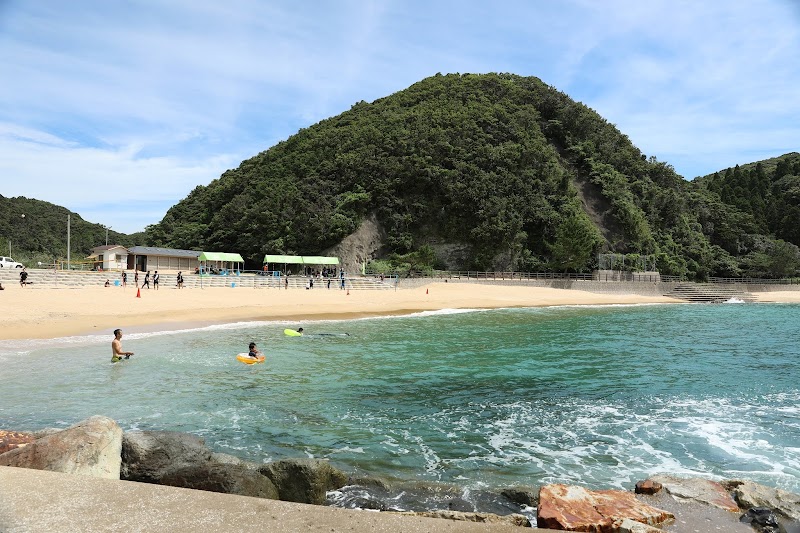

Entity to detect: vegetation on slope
[3,74,798,279]
[146,73,745,278]
[690,153,800,278]
[0,195,144,267]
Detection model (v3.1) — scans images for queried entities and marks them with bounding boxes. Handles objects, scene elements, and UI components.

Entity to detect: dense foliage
[689,153,800,278]
[0,195,144,266]
[142,73,799,278]
[4,74,798,279]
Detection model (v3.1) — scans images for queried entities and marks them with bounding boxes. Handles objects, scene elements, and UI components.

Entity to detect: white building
[87,245,129,271]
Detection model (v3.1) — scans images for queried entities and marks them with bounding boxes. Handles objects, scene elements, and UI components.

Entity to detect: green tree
[549,211,602,272]
[768,240,800,278]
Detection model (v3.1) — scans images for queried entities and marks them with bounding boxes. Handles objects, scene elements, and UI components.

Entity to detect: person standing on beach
[153,271,160,290]
[19,268,28,287]
[142,271,151,289]
[134,270,139,288]
[111,329,134,363]
[177,271,184,288]
[284,275,288,290]
[122,271,127,288]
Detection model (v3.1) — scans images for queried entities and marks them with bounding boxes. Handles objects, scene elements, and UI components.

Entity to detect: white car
[0,256,24,268]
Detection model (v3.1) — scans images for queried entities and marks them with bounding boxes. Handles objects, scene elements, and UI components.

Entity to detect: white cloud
[0,0,798,233]
[0,124,242,232]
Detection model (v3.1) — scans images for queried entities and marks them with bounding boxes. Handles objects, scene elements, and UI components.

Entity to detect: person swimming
[248,342,263,359]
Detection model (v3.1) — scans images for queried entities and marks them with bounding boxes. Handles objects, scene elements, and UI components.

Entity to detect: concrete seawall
[0,466,537,533]
[396,277,799,296]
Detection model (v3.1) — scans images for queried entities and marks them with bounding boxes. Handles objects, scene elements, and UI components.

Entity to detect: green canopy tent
[198,251,244,275]
[262,255,339,275]
[301,256,340,266]
[263,255,304,265]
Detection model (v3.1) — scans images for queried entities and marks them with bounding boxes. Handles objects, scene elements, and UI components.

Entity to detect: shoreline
[3,282,800,341]
[4,285,800,531]
[1,282,697,341]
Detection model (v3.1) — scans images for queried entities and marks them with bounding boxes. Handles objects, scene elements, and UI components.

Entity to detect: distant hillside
[148,72,738,278]
[692,152,800,244]
[0,195,144,265]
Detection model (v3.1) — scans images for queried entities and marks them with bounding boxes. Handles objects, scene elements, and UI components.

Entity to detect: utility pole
[67,214,71,269]
[106,226,109,246]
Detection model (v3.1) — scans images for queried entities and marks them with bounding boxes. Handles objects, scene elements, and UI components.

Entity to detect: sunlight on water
[1,303,799,494]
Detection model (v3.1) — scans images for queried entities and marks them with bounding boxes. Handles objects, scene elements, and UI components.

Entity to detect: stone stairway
[0,269,395,291]
[664,283,756,303]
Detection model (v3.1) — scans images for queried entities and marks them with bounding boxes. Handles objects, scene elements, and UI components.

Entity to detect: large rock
[121,430,212,482]
[258,458,348,505]
[121,430,278,499]
[537,484,674,532]
[500,486,538,507]
[616,518,663,533]
[0,430,36,455]
[739,507,781,533]
[649,475,739,512]
[160,462,278,499]
[725,479,800,522]
[0,416,122,479]
[634,480,662,495]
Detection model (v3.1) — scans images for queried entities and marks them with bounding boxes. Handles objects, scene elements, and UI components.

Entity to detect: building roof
[90,245,129,253]
[263,255,339,265]
[127,246,201,258]
[198,251,244,262]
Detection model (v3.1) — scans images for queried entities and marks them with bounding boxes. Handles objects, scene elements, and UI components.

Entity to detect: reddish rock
[0,431,36,455]
[538,484,674,532]
[0,416,122,479]
[634,480,662,495]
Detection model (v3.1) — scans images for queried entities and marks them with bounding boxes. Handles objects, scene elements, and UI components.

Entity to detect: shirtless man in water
[111,329,134,363]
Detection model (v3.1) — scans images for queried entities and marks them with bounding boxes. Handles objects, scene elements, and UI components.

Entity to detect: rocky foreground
[2,416,799,532]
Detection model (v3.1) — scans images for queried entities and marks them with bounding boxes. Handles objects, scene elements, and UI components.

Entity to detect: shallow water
[1,303,799,498]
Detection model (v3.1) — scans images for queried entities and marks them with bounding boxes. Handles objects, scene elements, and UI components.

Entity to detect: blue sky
[1,1,798,234]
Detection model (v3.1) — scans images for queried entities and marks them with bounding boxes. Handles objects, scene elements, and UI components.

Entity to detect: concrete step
[664,284,756,303]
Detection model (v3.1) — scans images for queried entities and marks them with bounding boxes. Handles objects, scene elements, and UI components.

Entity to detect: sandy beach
[2,282,798,341]
[3,283,800,532]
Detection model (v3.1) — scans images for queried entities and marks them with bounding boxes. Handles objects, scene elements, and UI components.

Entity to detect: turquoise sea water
[1,303,799,500]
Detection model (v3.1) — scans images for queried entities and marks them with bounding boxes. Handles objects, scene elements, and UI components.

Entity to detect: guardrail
[708,276,799,285]
[367,270,596,281]
[364,268,796,285]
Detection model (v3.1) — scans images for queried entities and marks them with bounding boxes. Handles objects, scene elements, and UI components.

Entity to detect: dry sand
[3,282,667,341]
[2,283,798,341]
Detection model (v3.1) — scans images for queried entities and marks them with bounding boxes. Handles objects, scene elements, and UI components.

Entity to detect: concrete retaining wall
[395,277,799,296]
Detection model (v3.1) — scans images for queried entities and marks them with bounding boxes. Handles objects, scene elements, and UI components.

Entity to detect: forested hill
[134,73,796,279]
[0,195,143,265]
[692,153,800,246]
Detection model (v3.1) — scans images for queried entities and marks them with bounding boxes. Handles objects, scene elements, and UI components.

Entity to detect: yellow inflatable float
[236,353,265,364]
